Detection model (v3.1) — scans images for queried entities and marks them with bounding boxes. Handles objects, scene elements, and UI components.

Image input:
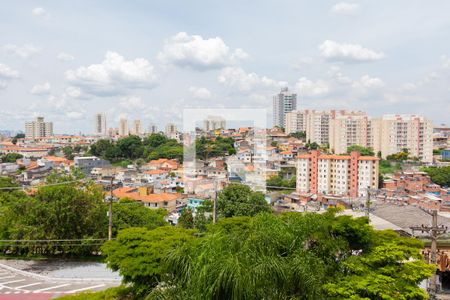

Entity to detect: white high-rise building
[285,110,307,135]
[94,113,107,136]
[25,117,53,139]
[119,118,129,137]
[273,87,297,128]
[130,120,142,135]
[203,116,226,132]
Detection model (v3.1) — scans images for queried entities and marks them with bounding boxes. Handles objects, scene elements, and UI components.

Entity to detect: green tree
[101,226,196,295]
[63,146,74,160]
[112,199,167,236]
[1,153,23,163]
[347,145,375,156]
[289,131,306,140]
[116,135,144,160]
[422,166,450,187]
[217,183,271,217]
[178,208,194,229]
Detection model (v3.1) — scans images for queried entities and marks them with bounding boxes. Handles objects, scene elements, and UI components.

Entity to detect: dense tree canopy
[0,177,169,256]
[90,134,183,163]
[422,166,450,187]
[99,211,433,300]
[347,145,375,156]
[196,136,236,160]
[0,153,23,163]
[288,131,306,140]
[217,183,271,217]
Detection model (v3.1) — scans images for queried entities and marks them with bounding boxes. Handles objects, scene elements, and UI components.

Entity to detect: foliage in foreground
[101,212,434,300]
[58,286,134,300]
[0,176,167,256]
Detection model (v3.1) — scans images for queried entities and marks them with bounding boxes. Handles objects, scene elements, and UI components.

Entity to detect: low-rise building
[112,186,181,211]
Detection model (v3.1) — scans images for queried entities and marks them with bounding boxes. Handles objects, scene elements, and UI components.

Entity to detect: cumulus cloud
[189,86,212,99]
[47,95,66,109]
[65,51,158,96]
[57,52,75,61]
[295,77,330,97]
[218,67,286,92]
[158,32,248,70]
[66,111,84,120]
[119,96,146,110]
[354,75,385,89]
[331,2,359,14]
[64,86,83,98]
[30,82,51,95]
[0,63,20,79]
[0,44,41,59]
[319,40,384,62]
[442,55,450,69]
[32,7,50,19]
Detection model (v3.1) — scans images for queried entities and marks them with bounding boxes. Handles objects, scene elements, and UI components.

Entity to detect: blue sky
[0,1,449,133]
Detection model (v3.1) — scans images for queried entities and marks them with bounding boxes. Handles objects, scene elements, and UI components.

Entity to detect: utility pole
[410,210,448,299]
[108,177,114,241]
[213,179,218,224]
[366,186,371,221]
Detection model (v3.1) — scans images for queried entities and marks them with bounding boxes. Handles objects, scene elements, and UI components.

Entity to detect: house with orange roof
[112,186,181,211]
[143,169,170,182]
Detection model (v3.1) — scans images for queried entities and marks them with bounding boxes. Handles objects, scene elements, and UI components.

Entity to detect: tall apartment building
[94,113,107,136]
[273,87,297,128]
[285,110,307,134]
[371,114,433,163]
[203,116,226,132]
[329,111,371,154]
[165,123,177,136]
[148,123,158,135]
[25,117,53,139]
[130,120,142,135]
[297,150,379,198]
[119,118,129,136]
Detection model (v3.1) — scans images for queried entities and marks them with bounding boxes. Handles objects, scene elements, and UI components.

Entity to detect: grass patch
[57,286,133,300]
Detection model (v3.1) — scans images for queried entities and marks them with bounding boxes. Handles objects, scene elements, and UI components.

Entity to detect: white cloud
[355,75,385,89]
[189,86,212,99]
[0,81,6,90]
[0,63,20,79]
[47,95,66,109]
[32,7,50,19]
[218,67,286,92]
[442,55,450,68]
[64,86,82,98]
[119,96,145,110]
[158,32,248,70]
[0,44,41,59]
[30,82,51,95]
[295,77,330,97]
[57,52,75,61]
[65,51,158,96]
[327,66,352,84]
[331,2,360,14]
[66,111,84,120]
[319,40,384,62]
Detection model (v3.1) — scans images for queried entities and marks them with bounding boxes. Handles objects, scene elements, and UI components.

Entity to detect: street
[0,263,120,299]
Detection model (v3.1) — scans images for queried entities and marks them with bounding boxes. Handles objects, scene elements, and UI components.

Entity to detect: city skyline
[1,1,450,133]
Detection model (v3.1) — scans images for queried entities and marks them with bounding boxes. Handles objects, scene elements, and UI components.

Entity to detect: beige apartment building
[130,120,142,135]
[25,117,53,139]
[119,118,129,136]
[329,111,371,155]
[286,110,433,162]
[371,114,433,163]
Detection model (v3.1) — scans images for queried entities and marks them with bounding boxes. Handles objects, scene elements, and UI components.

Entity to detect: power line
[0,239,110,242]
[0,179,86,191]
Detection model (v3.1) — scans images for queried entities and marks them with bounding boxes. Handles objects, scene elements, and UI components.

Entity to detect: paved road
[0,264,120,299]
